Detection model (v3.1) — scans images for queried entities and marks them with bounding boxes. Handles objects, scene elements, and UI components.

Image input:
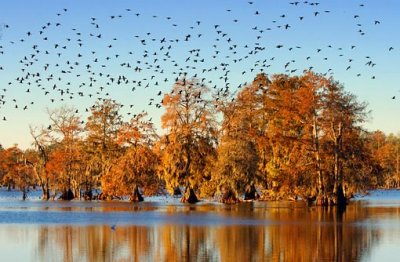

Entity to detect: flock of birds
[0,0,395,124]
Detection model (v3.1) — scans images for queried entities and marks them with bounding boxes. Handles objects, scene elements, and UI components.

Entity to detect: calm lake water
[0,189,399,261]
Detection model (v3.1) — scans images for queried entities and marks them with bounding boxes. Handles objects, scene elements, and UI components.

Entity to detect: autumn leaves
[159,71,373,205]
[0,71,378,205]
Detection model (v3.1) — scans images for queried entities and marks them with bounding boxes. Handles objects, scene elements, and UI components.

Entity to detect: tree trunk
[261,149,268,190]
[315,122,348,207]
[83,190,93,200]
[221,189,240,204]
[42,180,50,200]
[333,122,347,208]
[83,181,93,200]
[173,186,182,197]
[75,187,81,200]
[42,187,47,200]
[59,188,74,200]
[334,184,347,207]
[313,116,326,204]
[71,179,80,200]
[315,195,329,206]
[130,185,144,202]
[181,186,199,204]
[244,185,259,201]
[22,187,27,200]
[42,186,49,200]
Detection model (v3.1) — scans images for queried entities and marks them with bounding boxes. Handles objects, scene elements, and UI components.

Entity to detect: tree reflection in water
[0,204,397,261]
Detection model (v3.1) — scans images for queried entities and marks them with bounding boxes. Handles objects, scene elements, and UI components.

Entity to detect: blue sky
[0,0,399,148]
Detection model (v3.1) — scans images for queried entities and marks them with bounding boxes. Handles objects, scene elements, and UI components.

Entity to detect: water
[0,189,399,261]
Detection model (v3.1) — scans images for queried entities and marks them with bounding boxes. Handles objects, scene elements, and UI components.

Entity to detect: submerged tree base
[315,193,348,207]
[244,185,259,201]
[59,188,74,200]
[181,188,199,204]
[83,190,93,200]
[130,186,144,202]
[221,190,240,204]
[173,187,182,197]
[42,189,50,201]
[95,193,122,201]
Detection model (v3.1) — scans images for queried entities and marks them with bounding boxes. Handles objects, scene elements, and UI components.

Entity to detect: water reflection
[1,203,400,261]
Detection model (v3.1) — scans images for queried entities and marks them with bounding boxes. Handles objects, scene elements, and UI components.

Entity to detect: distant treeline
[0,71,397,206]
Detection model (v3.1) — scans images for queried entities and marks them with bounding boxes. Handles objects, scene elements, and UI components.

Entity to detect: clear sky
[0,0,399,149]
